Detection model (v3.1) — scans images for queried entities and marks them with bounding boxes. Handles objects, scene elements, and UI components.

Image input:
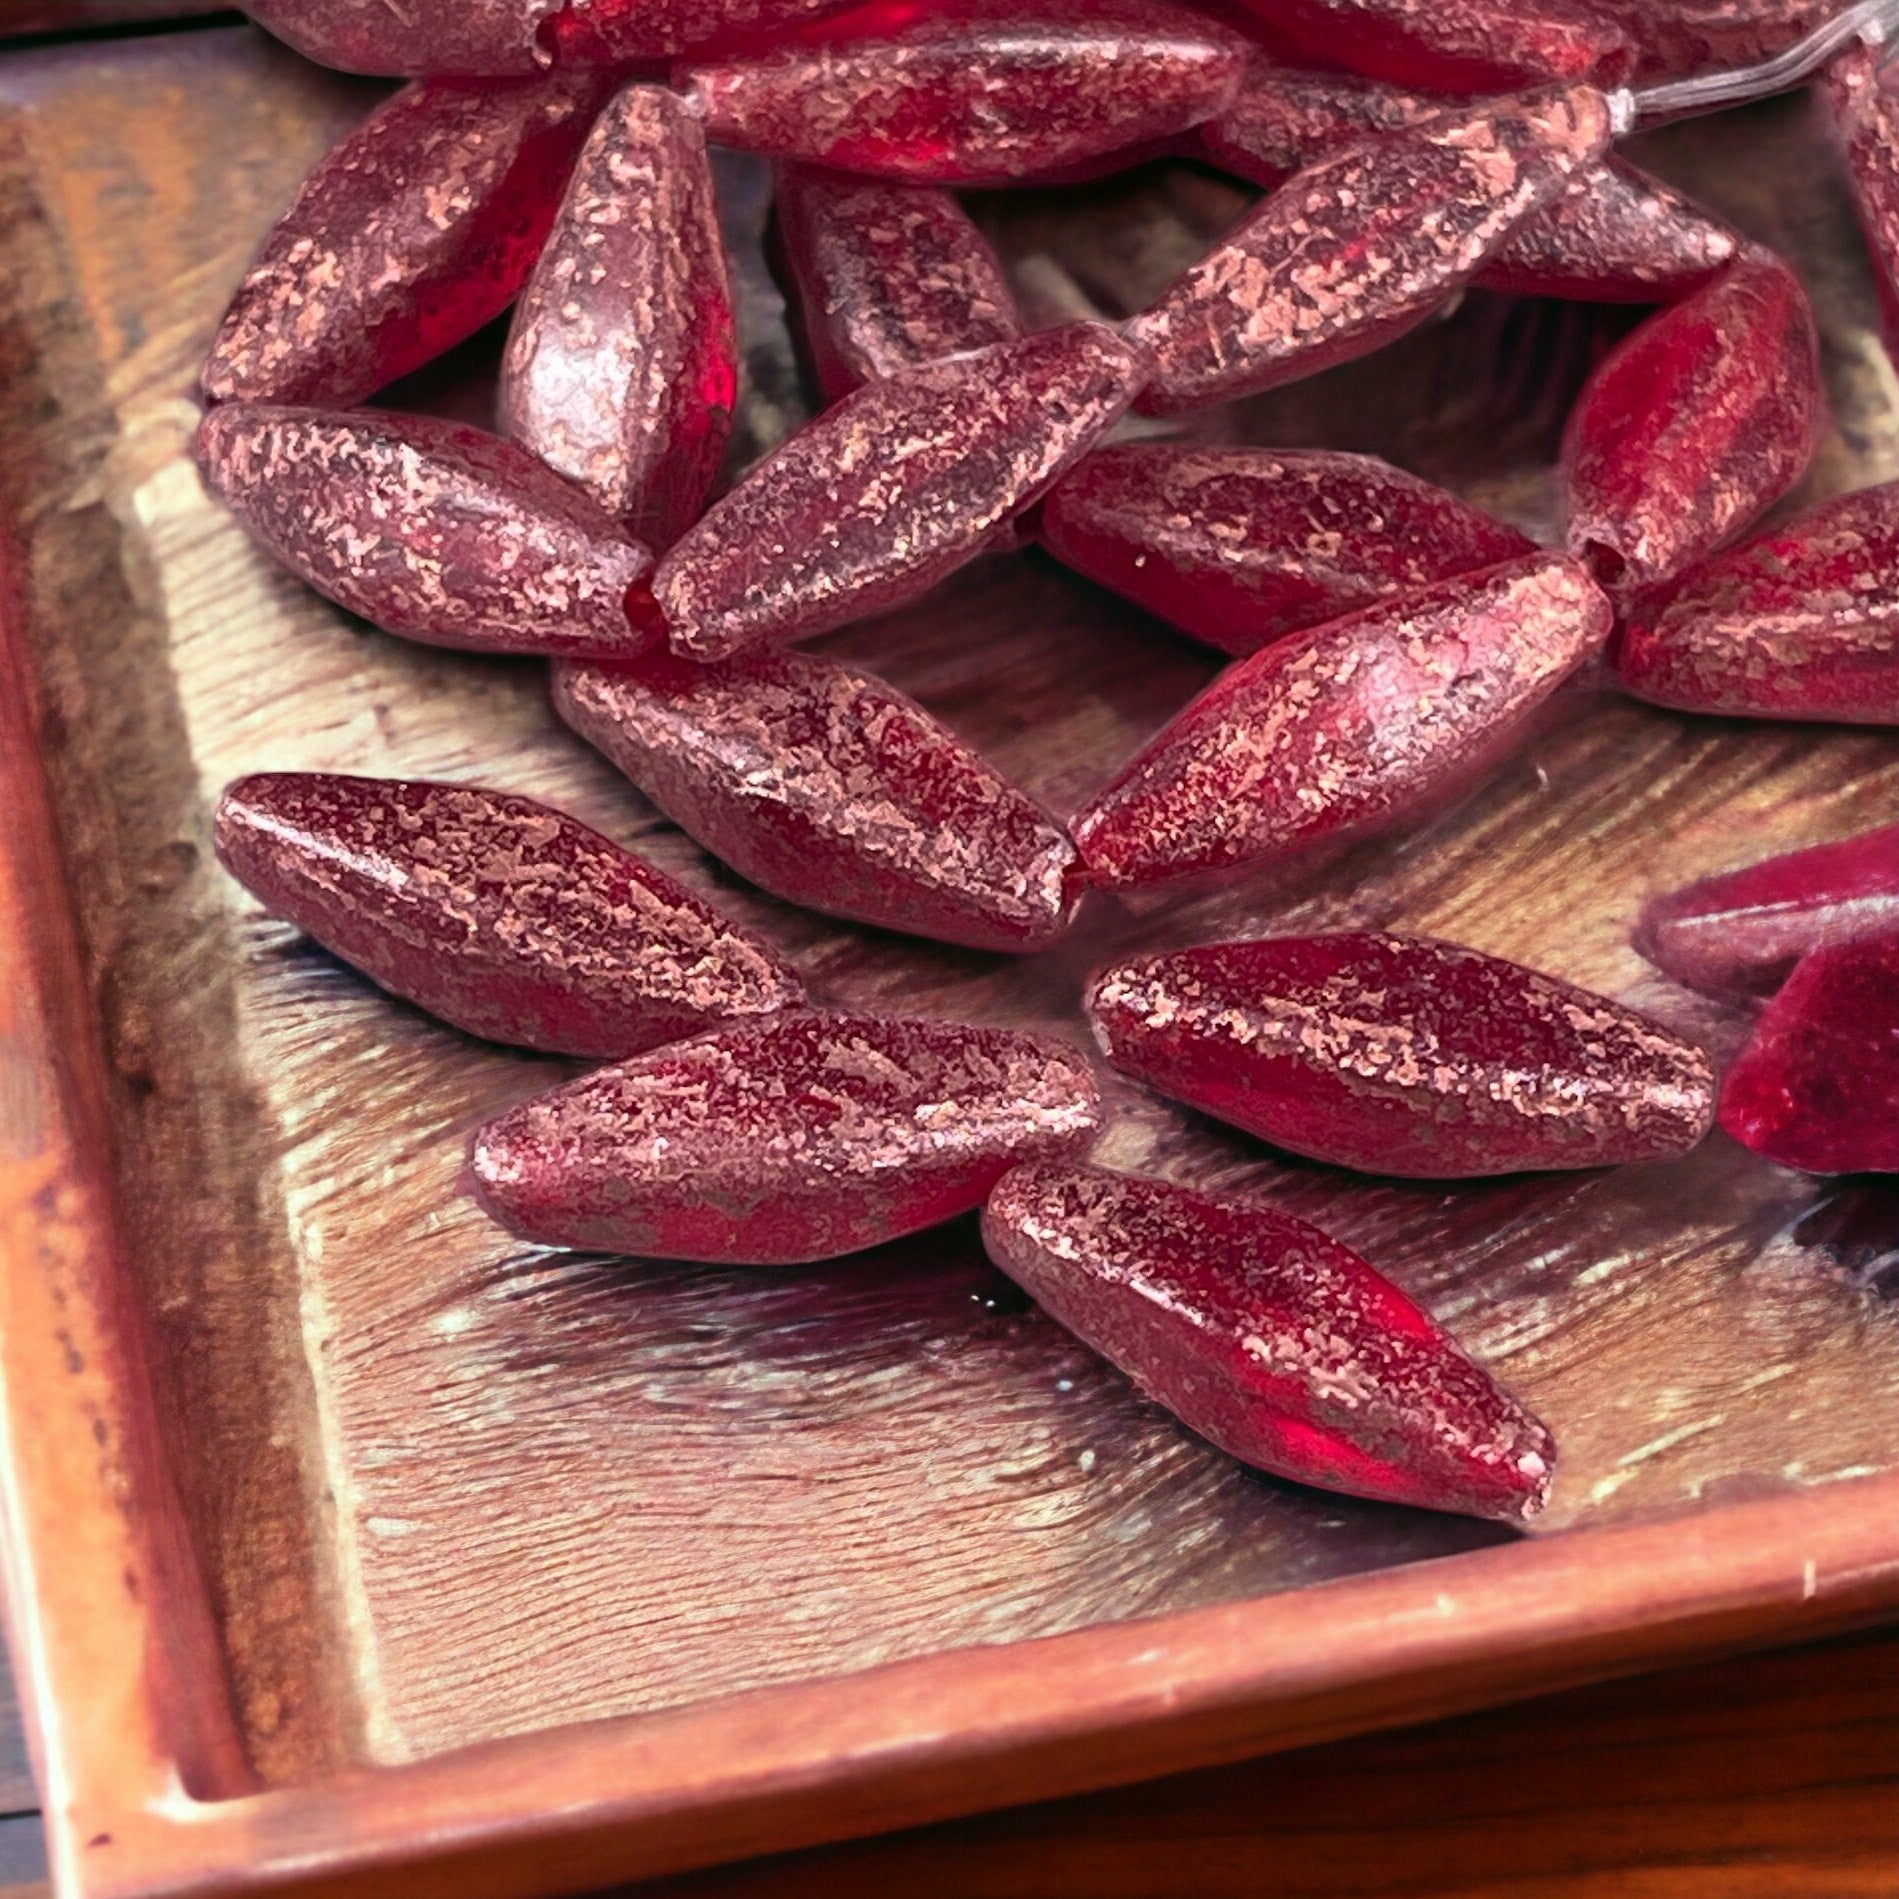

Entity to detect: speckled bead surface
[775,166,1021,401]
[1615,480,1899,725]
[1563,250,1821,592]
[983,1163,1557,1522]
[1230,0,1632,94]
[239,0,554,75]
[1128,83,1613,414]
[1825,44,1899,343]
[1637,823,1899,999]
[239,0,866,74]
[1072,553,1612,891]
[554,648,1084,953]
[501,84,735,548]
[469,1013,1105,1262]
[202,73,606,410]
[1719,935,1899,1174]
[1585,0,1833,82]
[654,321,1144,658]
[1201,65,1734,303]
[1198,64,1734,303]
[677,0,1249,186]
[1039,445,1534,657]
[1088,933,1715,1175]
[195,405,661,659]
[215,774,803,1057]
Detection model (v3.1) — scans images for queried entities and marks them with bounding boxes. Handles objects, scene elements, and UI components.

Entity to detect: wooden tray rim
[1,437,1898,1899]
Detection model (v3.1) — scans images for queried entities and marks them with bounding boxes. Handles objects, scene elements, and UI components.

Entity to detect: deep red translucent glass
[983,1163,1556,1522]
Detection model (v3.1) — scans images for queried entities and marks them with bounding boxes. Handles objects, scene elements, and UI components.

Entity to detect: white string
[1615,0,1899,125]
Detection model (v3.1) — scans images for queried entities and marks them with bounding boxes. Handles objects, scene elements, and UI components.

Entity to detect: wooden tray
[2,22,1898,1899]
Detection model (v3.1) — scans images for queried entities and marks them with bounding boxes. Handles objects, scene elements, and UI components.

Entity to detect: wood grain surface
[2,1625,1898,1896]
[1,13,1898,1897]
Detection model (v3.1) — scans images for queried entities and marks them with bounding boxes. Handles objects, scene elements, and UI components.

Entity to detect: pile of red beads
[202,0,1899,1528]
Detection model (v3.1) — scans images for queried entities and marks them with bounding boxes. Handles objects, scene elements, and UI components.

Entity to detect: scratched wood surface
[3,1626,1899,1896]
[1,20,1897,1795]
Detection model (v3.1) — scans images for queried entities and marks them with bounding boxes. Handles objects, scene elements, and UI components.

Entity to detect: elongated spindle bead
[677,0,1250,186]
[983,1163,1557,1522]
[1638,822,1899,998]
[194,405,662,660]
[203,73,606,409]
[1128,83,1613,413]
[1615,480,1899,725]
[1087,933,1715,1175]
[1229,0,1631,94]
[470,1013,1104,1262]
[502,85,735,547]
[1039,445,1533,657]
[775,166,1021,401]
[216,774,802,1056]
[654,322,1144,658]
[1072,553,1612,891]
[1563,250,1821,591]
[1197,64,1735,303]
[555,648,1083,953]
[1719,935,1899,1173]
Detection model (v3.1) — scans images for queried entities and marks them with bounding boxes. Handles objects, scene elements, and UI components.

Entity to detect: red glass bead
[675,0,1250,187]
[238,0,551,74]
[774,166,1021,402]
[202,74,604,411]
[469,1013,1104,1262]
[1615,480,1899,725]
[1038,445,1534,659]
[546,0,866,63]
[1072,553,1612,892]
[554,648,1083,953]
[1196,64,1735,303]
[215,774,803,1057]
[1584,0,1832,82]
[1825,44,1899,344]
[1638,822,1899,999]
[1718,934,1899,1173]
[194,405,661,660]
[653,322,1143,659]
[1127,83,1614,414]
[1088,932,1715,1176]
[1563,250,1821,592]
[501,84,735,548]
[1229,0,1632,96]
[982,1163,1556,1522]
[238,0,865,75]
